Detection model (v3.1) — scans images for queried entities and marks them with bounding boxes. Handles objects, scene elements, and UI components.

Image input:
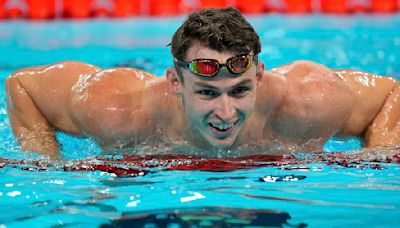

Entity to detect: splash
[0,147,399,177]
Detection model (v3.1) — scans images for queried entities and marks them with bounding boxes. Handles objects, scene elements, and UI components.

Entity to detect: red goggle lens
[192,60,219,76]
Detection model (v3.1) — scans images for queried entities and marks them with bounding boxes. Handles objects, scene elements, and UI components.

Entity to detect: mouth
[208,120,239,134]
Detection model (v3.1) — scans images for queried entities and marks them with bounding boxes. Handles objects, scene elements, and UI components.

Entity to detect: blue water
[0,15,400,227]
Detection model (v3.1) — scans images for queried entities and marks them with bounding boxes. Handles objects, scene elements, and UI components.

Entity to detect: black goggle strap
[175,59,190,69]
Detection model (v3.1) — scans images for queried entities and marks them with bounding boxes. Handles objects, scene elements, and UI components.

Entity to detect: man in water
[5,8,400,158]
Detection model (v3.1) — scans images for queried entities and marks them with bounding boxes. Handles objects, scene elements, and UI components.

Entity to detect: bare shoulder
[70,67,164,143]
[263,60,355,139]
[8,60,101,102]
[265,60,399,138]
[6,61,102,136]
[268,60,336,79]
[266,60,354,114]
[71,67,158,115]
[11,60,100,84]
[73,67,157,95]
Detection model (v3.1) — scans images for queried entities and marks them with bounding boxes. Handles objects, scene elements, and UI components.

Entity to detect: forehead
[185,41,236,62]
[189,75,255,90]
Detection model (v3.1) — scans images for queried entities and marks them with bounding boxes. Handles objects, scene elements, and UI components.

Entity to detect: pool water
[0,15,400,227]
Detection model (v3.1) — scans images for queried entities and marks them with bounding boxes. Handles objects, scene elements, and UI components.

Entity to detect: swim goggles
[175,54,256,77]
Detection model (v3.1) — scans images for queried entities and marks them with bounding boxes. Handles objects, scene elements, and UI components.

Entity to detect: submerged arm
[5,61,100,158]
[6,73,59,157]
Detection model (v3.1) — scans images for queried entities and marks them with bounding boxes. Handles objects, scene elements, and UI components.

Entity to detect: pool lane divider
[148,0,182,16]
[284,0,312,13]
[0,151,398,177]
[26,0,55,19]
[0,0,5,18]
[371,0,398,13]
[320,0,349,13]
[113,0,141,17]
[63,0,92,18]
[0,0,399,20]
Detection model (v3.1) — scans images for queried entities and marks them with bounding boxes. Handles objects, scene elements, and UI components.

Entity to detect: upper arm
[6,61,101,136]
[364,82,400,147]
[5,72,50,137]
[336,70,397,136]
[70,67,158,146]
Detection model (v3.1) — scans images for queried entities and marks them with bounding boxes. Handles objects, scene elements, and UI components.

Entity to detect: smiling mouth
[209,120,239,132]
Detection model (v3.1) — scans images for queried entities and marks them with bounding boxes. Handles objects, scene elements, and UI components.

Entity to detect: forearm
[14,124,60,158]
[364,83,400,147]
[6,73,60,158]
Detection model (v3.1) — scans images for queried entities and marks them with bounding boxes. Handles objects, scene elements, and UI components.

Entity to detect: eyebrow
[194,79,253,89]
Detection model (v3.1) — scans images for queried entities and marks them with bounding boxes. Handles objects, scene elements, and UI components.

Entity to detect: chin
[205,130,242,150]
[208,138,236,150]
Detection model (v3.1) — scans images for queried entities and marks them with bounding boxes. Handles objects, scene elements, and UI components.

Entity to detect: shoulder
[268,60,336,79]
[71,67,158,103]
[70,67,164,141]
[264,60,355,134]
[262,60,348,98]
[266,60,354,105]
[82,67,157,90]
[71,67,158,114]
[11,60,100,79]
[9,61,100,91]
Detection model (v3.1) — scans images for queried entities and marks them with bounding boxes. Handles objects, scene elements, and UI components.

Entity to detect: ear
[166,67,183,96]
[255,61,265,87]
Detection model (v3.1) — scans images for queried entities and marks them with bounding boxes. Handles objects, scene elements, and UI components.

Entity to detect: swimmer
[5,7,400,158]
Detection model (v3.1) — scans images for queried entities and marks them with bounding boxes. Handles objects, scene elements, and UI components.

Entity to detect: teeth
[211,122,234,130]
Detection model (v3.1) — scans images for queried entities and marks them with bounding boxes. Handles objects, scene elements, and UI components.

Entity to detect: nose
[214,94,237,121]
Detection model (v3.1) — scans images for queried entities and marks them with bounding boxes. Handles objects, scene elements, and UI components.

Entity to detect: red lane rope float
[351,1,368,13]
[92,4,111,17]
[284,0,312,13]
[63,0,93,18]
[26,0,56,19]
[113,0,141,17]
[265,0,283,13]
[0,154,290,177]
[0,150,399,177]
[148,0,181,16]
[200,0,227,9]
[4,0,26,18]
[1,0,400,19]
[320,0,349,13]
[0,0,6,18]
[371,0,398,13]
[236,0,265,14]
[5,6,23,18]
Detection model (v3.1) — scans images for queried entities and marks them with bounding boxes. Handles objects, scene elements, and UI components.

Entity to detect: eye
[229,86,251,97]
[196,89,219,97]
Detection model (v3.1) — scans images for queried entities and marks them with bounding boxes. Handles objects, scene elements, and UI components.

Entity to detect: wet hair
[170,7,261,80]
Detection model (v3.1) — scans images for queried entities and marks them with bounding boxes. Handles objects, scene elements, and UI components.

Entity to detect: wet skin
[166,41,263,151]
[5,43,400,158]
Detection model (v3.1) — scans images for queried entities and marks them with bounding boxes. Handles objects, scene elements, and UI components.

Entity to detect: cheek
[239,93,257,114]
[182,95,210,118]
[189,99,212,114]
